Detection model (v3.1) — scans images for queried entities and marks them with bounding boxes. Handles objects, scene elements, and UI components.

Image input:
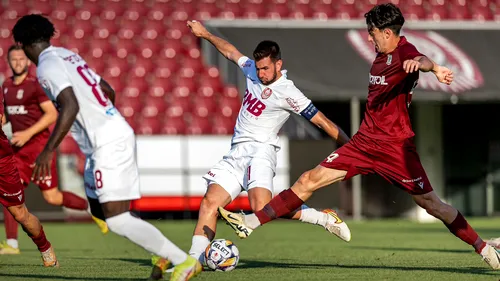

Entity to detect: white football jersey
[232,56,314,148]
[37,46,133,153]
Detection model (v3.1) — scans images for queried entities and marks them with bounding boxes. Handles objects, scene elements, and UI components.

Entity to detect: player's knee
[296,170,317,192]
[9,205,29,224]
[199,196,220,216]
[250,200,267,212]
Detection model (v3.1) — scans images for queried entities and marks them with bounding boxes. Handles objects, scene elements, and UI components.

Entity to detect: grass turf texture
[0,218,499,281]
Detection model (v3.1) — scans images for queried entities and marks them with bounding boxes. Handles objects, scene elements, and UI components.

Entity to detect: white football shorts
[203,141,278,200]
[86,134,141,203]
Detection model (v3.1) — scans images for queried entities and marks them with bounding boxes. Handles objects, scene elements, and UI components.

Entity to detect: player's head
[7,45,30,76]
[12,14,55,64]
[364,3,405,54]
[253,40,282,85]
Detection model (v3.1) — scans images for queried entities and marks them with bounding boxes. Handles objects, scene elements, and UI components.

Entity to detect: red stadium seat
[2,3,29,20]
[0,19,15,39]
[142,96,167,117]
[104,57,129,78]
[52,18,70,35]
[100,0,126,16]
[426,5,448,20]
[222,86,241,98]
[243,3,267,19]
[77,2,101,20]
[66,38,88,54]
[218,96,241,118]
[85,57,106,74]
[116,96,142,118]
[176,77,197,93]
[29,4,52,15]
[130,57,155,78]
[266,3,290,19]
[123,3,149,21]
[124,116,139,131]
[161,117,186,135]
[470,5,493,21]
[149,77,175,96]
[171,2,196,21]
[136,117,162,135]
[312,2,336,19]
[71,21,93,40]
[148,3,174,21]
[167,97,191,117]
[59,135,80,155]
[168,20,192,40]
[89,38,114,59]
[117,21,142,40]
[160,39,185,59]
[212,115,235,135]
[187,115,211,135]
[400,5,426,20]
[336,3,362,19]
[181,57,204,75]
[447,4,471,20]
[154,59,180,79]
[192,96,217,117]
[141,21,166,41]
[125,77,149,96]
[102,76,124,95]
[290,3,314,19]
[113,38,137,59]
[196,85,218,100]
[219,2,244,19]
[194,2,221,20]
[51,1,77,20]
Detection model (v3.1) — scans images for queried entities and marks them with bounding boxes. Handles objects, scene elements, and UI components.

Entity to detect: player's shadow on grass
[0,273,145,281]
[350,245,471,254]
[239,259,497,276]
[72,257,152,267]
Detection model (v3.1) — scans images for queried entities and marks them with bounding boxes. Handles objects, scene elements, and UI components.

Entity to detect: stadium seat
[123,3,149,21]
[141,21,166,41]
[171,2,196,21]
[100,0,126,17]
[266,3,290,19]
[51,18,70,35]
[470,5,493,21]
[51,1,77,20]
[66,38,89,54]
[222,86,242,99]
[194,2,221,20]
[59,135,80,155]
[138,39,162,59]
[130,57,155,79]
[124,116,138,131]
[154,59,180,79]
[426,5,448,20]
[160,39,185,59]
[89,38,114,60]
[2,3,29,20]
[104,57,129,78]
[187,115,212,135]
[125,77,149,96]
[148,2,174,21]
[113,38,137,59]
[219,2,244,19]
[85,57,106,74]
[212,115,235,135]
[116,96,142,118]
[176,77,198,93]
[192,96,217,118]
[149,77,175,96]
[447,4,472,20]
[103,76,124,95]
[142,96,167,117]
[336,3,362,19]
[181,57,204,74]
[136,117,162,135]
[218,96,241,118]
[312,2,336,19]
[400,4,426,20]
[71,21,93,40]
[29,3,52,15]
[243,2,267,19]
[289,3,314,19]
[161,117,186,135]
[76,2,101,21]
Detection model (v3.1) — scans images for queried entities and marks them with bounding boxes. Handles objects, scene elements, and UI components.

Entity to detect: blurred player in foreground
[12,14,201,281]
[218,3,500,269]
[0,45,103,255]
[180,20,351,265]
[0,73,57,267]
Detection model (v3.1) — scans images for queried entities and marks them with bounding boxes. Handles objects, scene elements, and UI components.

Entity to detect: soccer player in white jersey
[12,14,201,281]
[182,20,352,264]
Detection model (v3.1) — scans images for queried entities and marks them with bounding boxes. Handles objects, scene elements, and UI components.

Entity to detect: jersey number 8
[76,64,109,107]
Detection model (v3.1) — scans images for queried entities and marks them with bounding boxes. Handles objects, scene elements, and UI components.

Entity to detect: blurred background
[0,0,499,223]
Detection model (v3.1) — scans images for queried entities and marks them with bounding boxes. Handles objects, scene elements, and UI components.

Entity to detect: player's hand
[187,20,209,38]
[11,129,33,147]
[403,59,421,73]
[433,65,454,85]
[31,149,53,184]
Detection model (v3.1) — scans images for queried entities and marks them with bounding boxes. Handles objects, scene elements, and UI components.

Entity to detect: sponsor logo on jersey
[285,97,300,112]
[386,54,392,66]
[7,105,28,115]
[402,177,422,183]
[369,74,388,85]
[16,89,24,99]
[261,87,272,99]
[346,29,483,93]
[243,90,266,117]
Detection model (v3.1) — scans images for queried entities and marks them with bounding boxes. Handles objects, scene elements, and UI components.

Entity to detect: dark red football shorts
[320,133,433,195]
[14,145,58,190]
[0,155,26,207]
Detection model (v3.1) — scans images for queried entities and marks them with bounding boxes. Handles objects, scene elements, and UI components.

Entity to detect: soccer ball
[205,239,240,271]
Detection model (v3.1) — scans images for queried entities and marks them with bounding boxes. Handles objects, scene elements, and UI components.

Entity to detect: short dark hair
[7,45,23,57]
[253,40,281,62]
[364,3,405,35]
[12,14,55,46]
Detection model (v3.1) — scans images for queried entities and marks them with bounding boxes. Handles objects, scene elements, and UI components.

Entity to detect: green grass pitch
[0,218,499,281]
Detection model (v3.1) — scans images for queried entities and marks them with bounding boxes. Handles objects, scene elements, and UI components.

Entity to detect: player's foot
[91,215,109,234]
[323,209,351,242]
[217,207,253,239]
[486,238,500,249]
[170,256,202,281]
[0,241,20,255]
[41,247,59,267]
[149,255,171,280]
[480,244,500,270]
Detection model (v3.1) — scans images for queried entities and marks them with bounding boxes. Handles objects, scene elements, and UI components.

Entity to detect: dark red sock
[62,191,88,210]
[23,225,51,252]
[255,189,304,225]
[445,212,485,253]
[3,207,18,240]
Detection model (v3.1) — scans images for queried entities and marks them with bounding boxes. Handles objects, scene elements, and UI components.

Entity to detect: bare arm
[413,56,436,73]
[403,56,453,85]
[43,87,79,153]
[310,111,350,146]
[26,100,57,136]
[187,20,244,64]
[100,79,115,105]
[1,114,6,125]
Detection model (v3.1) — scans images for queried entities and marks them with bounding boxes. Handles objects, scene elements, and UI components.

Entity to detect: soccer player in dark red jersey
[218,3,500,269]
[0,79,57,266]
[0,45,99,255]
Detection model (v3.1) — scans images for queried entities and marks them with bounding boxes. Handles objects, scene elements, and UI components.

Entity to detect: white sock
[6,239,18,249]
[244,213,261,229]
[188,235,210,263]
[106,212,188,265]
[299,205,328,227]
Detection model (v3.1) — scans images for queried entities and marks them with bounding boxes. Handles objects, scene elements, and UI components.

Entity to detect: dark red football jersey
[1,75,51,150]
[0,91,13,159]
[358,36,423,141]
